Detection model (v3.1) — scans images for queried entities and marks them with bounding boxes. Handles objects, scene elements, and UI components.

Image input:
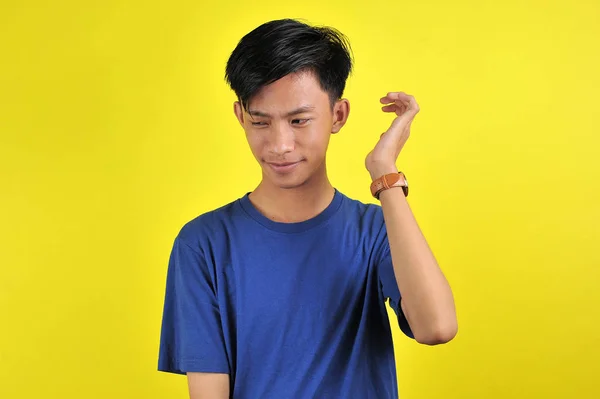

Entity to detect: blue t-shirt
[158,188,413,398]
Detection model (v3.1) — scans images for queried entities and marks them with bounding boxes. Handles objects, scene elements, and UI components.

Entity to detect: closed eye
[251,121,268,126]
[291,119,310,125]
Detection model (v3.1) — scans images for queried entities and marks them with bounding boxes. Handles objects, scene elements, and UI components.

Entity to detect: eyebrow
[247,105,316,118]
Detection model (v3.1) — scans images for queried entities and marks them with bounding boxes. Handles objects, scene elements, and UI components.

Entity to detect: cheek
[245,132,263,157]
[309,124,332,153]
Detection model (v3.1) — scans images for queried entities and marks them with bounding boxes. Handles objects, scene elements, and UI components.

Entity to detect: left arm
[366,92,457,345]
[378,180,457,345]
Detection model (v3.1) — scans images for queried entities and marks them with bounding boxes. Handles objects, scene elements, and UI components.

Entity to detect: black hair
[225,18,353,111]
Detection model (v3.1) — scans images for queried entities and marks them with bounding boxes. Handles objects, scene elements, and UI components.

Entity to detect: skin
[367,93,458,346]
[234,70,349,223]
[187,70,458,398]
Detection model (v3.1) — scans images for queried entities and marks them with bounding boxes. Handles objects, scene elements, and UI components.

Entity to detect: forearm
[378,186,457,344]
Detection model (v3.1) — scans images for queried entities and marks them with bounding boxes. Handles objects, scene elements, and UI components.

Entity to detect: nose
[267,123,295,156]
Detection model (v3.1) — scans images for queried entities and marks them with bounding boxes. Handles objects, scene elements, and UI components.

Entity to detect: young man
[158,18,457,399]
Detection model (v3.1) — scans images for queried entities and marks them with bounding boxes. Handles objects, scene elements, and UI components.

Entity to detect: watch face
[402,173,409,197]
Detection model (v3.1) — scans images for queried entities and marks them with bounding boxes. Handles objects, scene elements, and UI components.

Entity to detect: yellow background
[1,0,599,398]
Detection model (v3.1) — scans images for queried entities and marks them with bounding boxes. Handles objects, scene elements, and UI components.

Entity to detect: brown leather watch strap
[370,172,408,199]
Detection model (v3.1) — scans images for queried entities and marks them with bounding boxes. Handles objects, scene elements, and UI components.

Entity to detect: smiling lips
[269,161,299,166]
[266,160,303,173]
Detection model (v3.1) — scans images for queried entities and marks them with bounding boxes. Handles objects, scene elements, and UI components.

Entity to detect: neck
[249,169,335,224]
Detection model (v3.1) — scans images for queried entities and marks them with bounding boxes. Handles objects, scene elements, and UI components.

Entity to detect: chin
[271,175,308,190]
[263,167,310,190]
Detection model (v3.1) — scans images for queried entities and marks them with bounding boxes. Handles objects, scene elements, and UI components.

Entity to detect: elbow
[413,320,458,345]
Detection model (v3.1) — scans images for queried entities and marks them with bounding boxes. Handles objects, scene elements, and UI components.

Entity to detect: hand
[365,92,420,180]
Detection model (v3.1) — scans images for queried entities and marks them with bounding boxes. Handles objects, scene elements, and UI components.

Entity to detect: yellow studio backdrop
[1,0,599,398]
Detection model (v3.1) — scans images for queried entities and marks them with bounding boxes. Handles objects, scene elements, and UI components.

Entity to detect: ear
[331,99,350,134]
[233,101,245,127]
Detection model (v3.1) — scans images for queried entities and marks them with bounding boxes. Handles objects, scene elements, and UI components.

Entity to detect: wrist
[369,169,409,199]
[368,165,398,181]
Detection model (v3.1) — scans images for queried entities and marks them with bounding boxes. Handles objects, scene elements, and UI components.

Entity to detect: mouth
[266,160,303,173]
[269,162,298,166]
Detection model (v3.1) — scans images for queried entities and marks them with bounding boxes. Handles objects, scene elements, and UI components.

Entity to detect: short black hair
[225,18,353,111]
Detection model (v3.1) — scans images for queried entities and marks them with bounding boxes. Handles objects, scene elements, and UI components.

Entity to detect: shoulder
[337,192,389,260]
[338,192,385,230]
[175,197,243,248]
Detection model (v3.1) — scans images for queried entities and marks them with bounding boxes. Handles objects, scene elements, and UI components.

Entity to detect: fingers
[380,92,409,105]
[380,91,407,103]
[380,92,420,114]
[380,92,411,103]
[381,103,408,117]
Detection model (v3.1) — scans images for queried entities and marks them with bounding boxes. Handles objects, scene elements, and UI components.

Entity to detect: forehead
[247,71,330,114]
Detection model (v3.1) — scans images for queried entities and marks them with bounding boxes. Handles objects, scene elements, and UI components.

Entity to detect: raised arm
[366,91,458,345]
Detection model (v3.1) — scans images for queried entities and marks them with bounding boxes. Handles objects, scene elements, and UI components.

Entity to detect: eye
[291,119,310,125]
[251,121,268,127]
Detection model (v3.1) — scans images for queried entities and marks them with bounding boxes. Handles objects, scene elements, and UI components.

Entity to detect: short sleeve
[376,232,414,339]
[158,236,230,374]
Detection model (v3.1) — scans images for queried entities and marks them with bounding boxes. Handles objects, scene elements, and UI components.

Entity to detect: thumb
[387,110,415,136]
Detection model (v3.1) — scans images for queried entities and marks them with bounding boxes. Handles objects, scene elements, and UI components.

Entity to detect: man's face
[234,71,349,190]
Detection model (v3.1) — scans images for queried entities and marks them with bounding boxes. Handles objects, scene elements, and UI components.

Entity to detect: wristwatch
[370,172,409,199]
